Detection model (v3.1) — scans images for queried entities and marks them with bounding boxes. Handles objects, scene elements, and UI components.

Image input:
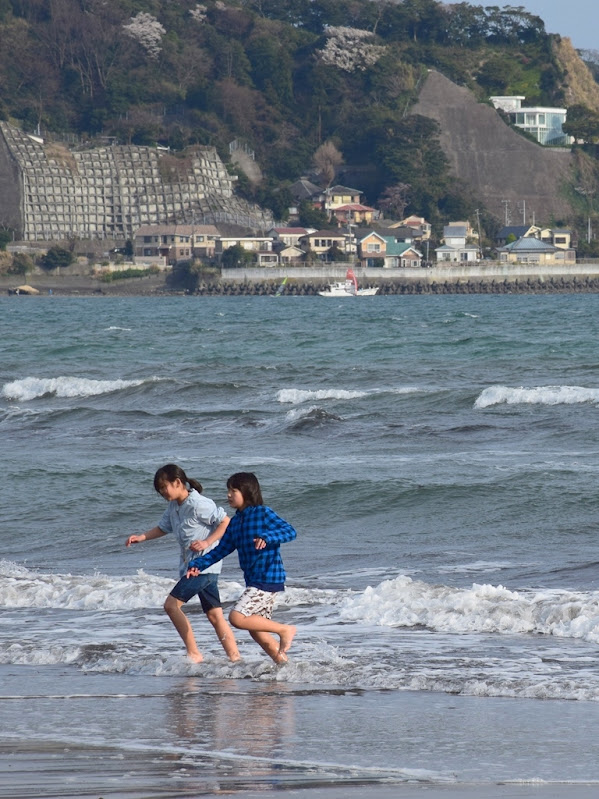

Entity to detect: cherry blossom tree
[317,26,386,73]
[122,12,166,60]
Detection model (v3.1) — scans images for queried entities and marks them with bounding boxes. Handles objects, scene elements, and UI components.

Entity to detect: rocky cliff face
[554,37,599,110]
[413,71,574,225]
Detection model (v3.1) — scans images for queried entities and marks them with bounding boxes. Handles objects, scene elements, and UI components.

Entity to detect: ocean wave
[1,375,153,401]
[0,562,335,612]
[339,575,599,644]
[278,389,369,404]
[475,385,599,409]
[277,387,421,405]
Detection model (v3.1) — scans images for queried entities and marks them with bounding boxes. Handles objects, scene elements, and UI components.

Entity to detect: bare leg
[249,630,281,661]
[205,607,241,662]
[164,595,203,662]
[229,610,296,663]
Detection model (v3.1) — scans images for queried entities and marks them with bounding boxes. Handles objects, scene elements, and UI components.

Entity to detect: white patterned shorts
[233,587,277,619]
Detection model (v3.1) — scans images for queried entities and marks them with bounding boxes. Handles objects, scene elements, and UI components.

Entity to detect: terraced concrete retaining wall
[0,123,273,242]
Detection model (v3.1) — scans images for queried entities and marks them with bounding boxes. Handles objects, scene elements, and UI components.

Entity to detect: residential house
[359,231,387,262]
[268,227,310,247]
[397,215,432,240]
[386,225,415,243]
[134,224,194,266]
[435,222,479,263]
[540,228,572,249]
[323,185,362,210]
[289,178,322,203]
[191,225,220,259]
[215,236,275,261]
[497,236,576,265]
[299,229,350,260]
[254,249,280,267]
[278,244,305,264]
[330,203,376,226]
[358,231,423,268]
[287,178,323,220]
[496,224,542,246]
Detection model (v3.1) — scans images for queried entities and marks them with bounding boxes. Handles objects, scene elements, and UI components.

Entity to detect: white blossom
[215,1,227,9]
[318,26,386,73]
[122,13,166,60]
[190,4,208,23]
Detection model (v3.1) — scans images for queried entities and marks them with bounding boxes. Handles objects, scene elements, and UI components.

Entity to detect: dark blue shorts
[170,573,222,613]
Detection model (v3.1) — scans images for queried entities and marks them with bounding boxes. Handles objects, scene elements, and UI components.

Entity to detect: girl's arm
[187,527,237,573]
[126,526,166,546]
[189,515,230,552]
[259,507,297,546]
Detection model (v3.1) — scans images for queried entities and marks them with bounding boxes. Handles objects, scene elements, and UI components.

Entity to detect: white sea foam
[277,388,369,404]
[0,562,335,612]
[277,387,421,404]
[1,375,149,401]
[339,575,599,643]
[475,385,599,409]
[0,562,243,610]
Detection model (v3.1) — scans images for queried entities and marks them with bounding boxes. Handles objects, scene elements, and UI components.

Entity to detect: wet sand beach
[2,666,599,799]
[2,743,599,799]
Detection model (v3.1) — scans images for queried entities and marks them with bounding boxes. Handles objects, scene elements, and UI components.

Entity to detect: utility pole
[474,209,483,259]
[501,199,511,226]
[517,200,526,225]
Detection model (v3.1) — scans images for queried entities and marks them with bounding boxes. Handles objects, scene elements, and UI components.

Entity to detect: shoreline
[4,269,599,297]
[1,740,598,799]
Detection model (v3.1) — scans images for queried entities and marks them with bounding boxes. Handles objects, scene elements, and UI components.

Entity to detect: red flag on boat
[345,268,358,293]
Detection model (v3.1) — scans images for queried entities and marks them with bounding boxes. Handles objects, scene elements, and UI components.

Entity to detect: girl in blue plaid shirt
[187,472,297,664]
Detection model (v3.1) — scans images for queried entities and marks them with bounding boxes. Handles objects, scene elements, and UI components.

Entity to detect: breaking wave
[1,375,154,401]
[475,385,599,409]
[340,574,599,643]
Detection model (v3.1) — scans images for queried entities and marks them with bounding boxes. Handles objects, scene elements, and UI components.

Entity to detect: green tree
[327,243,346,261]
[0,228,12,250]
[40,245,74,270]
[10,252,34,274]
[563,105,599,144]
[221,243,253,268]
[476,56,519,93]
[298,201,329,229]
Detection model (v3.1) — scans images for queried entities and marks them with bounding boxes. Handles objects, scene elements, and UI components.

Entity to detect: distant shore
[4,264,599,297]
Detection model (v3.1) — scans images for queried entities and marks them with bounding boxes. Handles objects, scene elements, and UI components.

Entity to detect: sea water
[2,294,599,793]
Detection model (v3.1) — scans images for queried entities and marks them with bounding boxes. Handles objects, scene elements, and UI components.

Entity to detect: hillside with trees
[1,0,599,240]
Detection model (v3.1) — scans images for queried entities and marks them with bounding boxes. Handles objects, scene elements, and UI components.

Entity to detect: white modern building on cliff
[490,96,573,147]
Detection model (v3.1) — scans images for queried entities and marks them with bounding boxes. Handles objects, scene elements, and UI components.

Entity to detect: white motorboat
[318,268,379,297]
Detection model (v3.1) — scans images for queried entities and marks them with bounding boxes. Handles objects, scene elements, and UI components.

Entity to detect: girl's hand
[187,567,201,578]
[126,534,144,547]
[254,537,266,550]
[190,539,208,552]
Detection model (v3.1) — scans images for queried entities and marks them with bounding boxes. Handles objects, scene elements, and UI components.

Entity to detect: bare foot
[229,654,243,663]
[274,650,288,664]
[187,652,204,664]
[278,624,296,656]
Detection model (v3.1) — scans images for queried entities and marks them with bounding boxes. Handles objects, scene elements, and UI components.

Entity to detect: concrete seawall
[4,263,599,296]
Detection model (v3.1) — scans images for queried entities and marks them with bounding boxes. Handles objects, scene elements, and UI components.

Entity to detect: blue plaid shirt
[188,505,296,591]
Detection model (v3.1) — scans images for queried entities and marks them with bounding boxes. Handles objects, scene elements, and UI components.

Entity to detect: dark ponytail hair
[226,472,263,507]
[154,463,203,494]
